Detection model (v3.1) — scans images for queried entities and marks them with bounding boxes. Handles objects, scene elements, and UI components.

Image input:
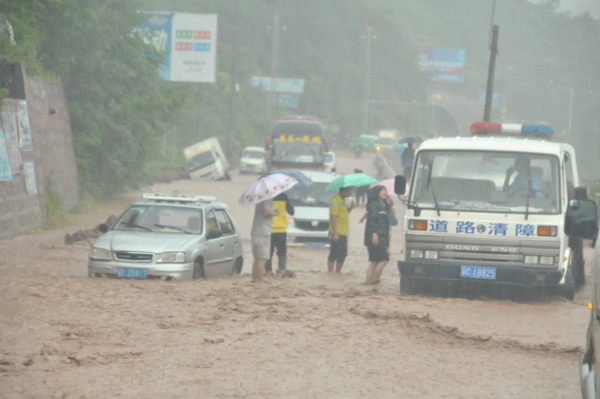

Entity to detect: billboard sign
[1,111,22,173]
[136,12,217,83]
[418,48,466,83]
[478,92,500,106]
[0,131,12,181]
[267,93,299,109]
[249,77,305,93]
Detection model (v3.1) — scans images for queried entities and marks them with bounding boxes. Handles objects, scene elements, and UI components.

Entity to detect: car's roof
[298,170,336,183]
[133,199,230,210]
[418,136,573,156]
[242,146,265,152]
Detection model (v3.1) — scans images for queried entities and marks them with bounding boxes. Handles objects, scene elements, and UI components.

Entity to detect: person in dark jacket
[266,192,295,274]
[364,185,390,284]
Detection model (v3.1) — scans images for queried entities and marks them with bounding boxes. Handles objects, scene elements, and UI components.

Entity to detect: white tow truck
[393,122,598,299]
[183,137,230,180]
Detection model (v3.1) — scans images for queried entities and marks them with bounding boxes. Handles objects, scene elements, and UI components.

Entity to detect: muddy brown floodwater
[0,151,595,399]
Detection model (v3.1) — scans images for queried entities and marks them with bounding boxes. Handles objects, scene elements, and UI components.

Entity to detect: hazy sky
[530,0,600,18]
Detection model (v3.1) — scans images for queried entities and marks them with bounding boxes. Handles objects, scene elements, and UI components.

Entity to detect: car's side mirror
[394,175,406,195]
[207,229,222,240]
[564,198,598,244]
[98,223,109,233]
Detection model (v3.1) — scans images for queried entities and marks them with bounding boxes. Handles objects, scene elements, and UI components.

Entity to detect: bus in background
[265,116,329,172]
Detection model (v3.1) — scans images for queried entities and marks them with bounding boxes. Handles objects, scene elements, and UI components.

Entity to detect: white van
[239,146,267,175]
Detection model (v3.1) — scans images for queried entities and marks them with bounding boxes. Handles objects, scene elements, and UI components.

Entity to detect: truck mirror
[394,175,406,195]
[564,198,598,241]
[574,186,588,200]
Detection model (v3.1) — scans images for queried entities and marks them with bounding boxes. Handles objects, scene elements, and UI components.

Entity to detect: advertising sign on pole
[249,77,305,93]
[418,48,466,83]
[267,93,299,109]
[137,12,218,83]
[0,131,12,181]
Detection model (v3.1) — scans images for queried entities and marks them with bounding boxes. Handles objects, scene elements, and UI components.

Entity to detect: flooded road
[0,151,594,399]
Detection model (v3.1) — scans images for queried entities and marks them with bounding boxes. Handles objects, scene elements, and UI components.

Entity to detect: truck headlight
[425,250,438,260]
[524,255,539,264]
[89,248,111,261]
[410,250,424,259]
[539,256,554,265]
[156,252,186,263]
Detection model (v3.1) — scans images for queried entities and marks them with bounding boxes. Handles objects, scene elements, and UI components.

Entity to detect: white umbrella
[239,173,298,205]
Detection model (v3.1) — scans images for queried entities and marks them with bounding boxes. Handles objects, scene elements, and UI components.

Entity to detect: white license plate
[117,268,148,279]
[460,266,497,280]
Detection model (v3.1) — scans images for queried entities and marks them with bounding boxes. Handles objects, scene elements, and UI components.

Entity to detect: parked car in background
[323,151,336,173]
[285,170,336,247]
[88,194,244,281]
[239,146,267,174]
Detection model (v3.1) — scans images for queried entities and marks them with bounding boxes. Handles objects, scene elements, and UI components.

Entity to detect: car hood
[95,231,200,253]
[292,206,329,221]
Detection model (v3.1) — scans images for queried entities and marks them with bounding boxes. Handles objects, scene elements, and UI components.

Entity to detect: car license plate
[460,266,497,280]
[117,268,148,279]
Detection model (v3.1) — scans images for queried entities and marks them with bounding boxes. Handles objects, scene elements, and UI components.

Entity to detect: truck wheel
[400,276,417,296]
[562,269,575,300]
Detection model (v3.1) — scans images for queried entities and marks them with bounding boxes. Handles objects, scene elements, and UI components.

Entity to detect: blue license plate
[117,268,148,279]
[460,266,497,280]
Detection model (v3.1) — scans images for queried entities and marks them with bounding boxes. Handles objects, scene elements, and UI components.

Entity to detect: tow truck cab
[394,122,598,299]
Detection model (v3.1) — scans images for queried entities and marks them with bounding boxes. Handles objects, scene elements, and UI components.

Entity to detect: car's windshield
[287,182,335,207]
[410,150,560,214]
[272,141,324,163]
[187,152,216,172]
[242,150,264,159]
[113,205,204,234]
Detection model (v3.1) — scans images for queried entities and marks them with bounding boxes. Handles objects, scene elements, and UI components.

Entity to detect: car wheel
[193,259,205,279]
[233,257,243,275]
[562,269,575,300]
[400,276,417,296]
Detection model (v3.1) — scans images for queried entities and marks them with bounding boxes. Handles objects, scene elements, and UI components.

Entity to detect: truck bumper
[398,260,563,287]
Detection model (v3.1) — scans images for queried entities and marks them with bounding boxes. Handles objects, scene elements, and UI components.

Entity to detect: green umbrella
[325,173,379,193]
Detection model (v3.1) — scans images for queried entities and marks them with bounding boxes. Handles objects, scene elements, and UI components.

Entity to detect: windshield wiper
[425,161,441,217]
[121,222,152,231]
[154,224,192,234]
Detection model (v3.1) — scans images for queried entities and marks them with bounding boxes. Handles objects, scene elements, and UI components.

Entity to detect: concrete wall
[0,63,79,240]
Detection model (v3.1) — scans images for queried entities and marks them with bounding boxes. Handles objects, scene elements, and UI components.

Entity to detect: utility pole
[269,15,280,121]
[483,24,499,122]
[227,0,239,157]
[362,26,373,135]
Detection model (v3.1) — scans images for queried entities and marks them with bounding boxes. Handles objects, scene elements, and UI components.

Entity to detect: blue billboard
[418,48,466,83]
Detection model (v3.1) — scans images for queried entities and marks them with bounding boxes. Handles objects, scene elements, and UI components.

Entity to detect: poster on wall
[136,12,218,83]
[1,111,23,174]
[23,161,37,195]
[0,131,13,181]
[17,101,33,151]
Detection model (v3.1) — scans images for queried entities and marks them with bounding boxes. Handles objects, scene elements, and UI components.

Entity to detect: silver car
[88,194,244,280]
[286,170,336,248]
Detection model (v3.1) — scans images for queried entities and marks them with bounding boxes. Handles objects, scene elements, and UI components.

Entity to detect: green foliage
[43,178,70,229]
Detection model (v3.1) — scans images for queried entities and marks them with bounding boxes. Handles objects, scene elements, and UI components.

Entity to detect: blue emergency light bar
[471,122,554,138]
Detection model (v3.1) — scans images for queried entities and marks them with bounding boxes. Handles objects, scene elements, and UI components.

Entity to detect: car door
[204,208,229,277]
[213,208,238,275]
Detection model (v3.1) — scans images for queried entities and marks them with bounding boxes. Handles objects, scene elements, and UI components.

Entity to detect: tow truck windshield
[410,150,560,214]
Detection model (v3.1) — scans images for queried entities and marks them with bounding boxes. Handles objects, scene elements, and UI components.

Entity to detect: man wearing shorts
[328,186,354,272]
[251,199,279,281]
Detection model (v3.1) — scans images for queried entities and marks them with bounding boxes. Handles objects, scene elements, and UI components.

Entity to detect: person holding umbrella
[364,185,391,285]
[325,172,379,273]
[239,174,298,282]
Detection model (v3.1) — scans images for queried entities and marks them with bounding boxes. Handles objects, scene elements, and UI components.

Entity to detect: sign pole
[483,25,499,122]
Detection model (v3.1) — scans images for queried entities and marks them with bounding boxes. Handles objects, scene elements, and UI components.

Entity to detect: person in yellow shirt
[328,186,355,272]
[265,192,295,274]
